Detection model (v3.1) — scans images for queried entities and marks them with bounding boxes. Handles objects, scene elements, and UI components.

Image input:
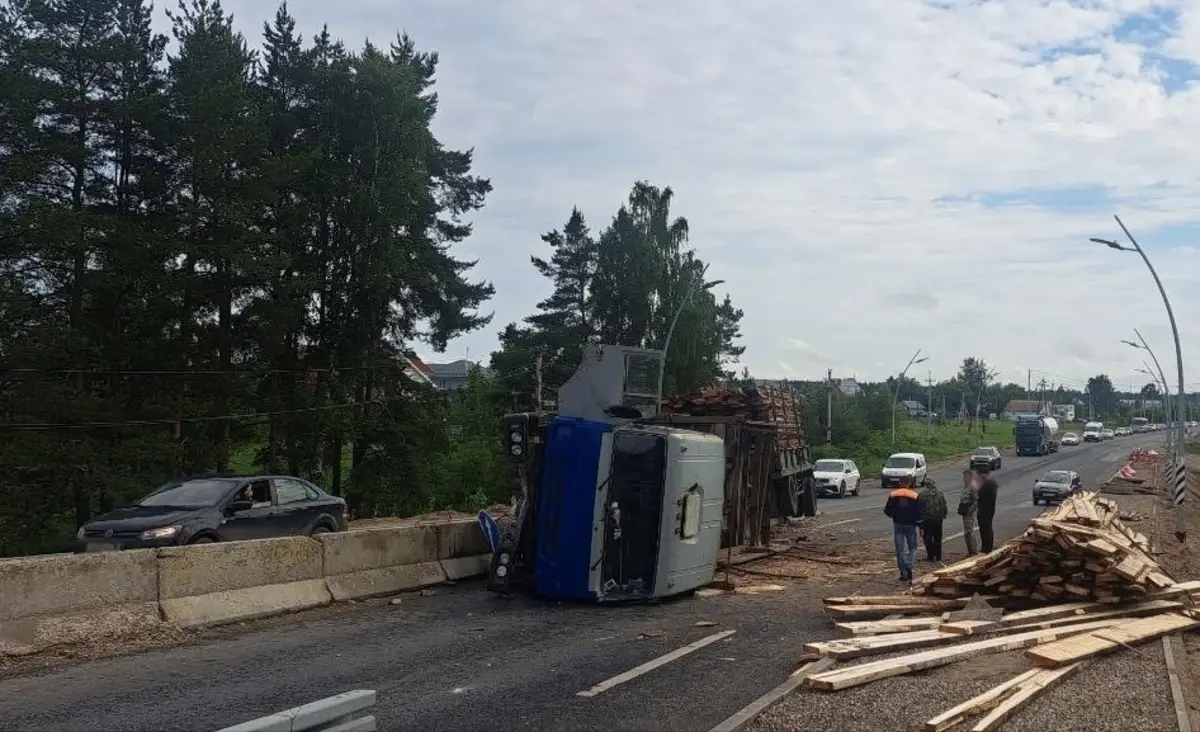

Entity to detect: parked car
[1032,469,1082,506]
[1061,432,1080,446]
[969,446,1002,472]
[881,452,927,489]
[812,459,862,498]
[1101,428,1115,440]
[74,474,348,553]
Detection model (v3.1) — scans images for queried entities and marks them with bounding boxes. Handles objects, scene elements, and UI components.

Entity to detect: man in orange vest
[884,475,924,583]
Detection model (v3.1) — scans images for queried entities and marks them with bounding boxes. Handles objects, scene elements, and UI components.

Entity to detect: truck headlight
[140,525,180,540]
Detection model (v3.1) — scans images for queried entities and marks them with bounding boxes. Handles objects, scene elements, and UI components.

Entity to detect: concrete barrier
[0,550,160,656]
[157,537,329,628]
[435,520,493,580]
[318,525,445,601]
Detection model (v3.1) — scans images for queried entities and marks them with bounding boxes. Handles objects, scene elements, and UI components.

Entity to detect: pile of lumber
[802,493,1200,731]
[909,492,1167,605]
[662,386,803,447]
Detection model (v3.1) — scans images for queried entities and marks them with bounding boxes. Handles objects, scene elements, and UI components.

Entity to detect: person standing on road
[958,469,979,556]
[974,466,999,553]
[917,477,947,562]
[884,475,924,583]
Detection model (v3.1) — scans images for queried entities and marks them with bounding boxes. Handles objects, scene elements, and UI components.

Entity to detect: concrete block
[0,550,160,656]
[441,555,491,580]
[318,526,446,600]
[434,520,491,559]
[157,537,327,628]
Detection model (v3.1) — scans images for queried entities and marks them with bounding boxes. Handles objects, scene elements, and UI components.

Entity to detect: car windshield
[1041,471,1071,484]
[1063,433,1078,438]
[886,456,916,469]
[138,479,238,508]
[814,460,845,472]
[972,448,994,457]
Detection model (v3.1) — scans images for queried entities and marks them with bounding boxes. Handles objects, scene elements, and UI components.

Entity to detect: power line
[0,401,381,431]
[2,366,386,376]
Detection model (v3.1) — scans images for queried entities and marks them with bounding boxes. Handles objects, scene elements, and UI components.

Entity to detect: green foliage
[0,0,498,556]
[491,182,744,407]
[809,419,1016,475]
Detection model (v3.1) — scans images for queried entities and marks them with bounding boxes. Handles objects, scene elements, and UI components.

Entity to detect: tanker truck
[1014,415,1060,456]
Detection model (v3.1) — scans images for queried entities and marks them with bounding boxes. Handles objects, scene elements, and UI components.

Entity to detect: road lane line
[576,629,737,698]
[821,518,862,528]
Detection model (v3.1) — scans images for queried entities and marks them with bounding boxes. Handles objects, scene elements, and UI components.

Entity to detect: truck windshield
[885,456,915,469]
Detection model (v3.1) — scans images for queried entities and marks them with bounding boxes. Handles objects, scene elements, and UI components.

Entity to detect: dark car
[74,474,347,553]
[1032,469,1081,506]
[969,446,1002,472]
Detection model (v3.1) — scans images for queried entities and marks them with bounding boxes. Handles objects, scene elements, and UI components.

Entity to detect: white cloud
[220,0,1200,388]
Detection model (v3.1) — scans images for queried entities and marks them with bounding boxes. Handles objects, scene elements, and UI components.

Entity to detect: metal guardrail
[215,690,376,732]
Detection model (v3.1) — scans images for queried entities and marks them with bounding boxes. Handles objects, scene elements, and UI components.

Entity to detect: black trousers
[921,519,943,561]
[978,510,995,553]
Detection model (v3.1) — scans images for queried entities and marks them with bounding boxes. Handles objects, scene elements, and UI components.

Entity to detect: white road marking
[821,518,862,528]
[576,629,737,698]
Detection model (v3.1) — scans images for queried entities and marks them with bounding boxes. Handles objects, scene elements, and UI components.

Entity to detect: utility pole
[1027,370,1031,401]
[926,371,934,438]
[940,392,947,423]
[534,350,544,413]
[825,368,833,445]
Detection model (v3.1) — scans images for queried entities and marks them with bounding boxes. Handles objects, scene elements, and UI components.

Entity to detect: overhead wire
[0,400,385,431]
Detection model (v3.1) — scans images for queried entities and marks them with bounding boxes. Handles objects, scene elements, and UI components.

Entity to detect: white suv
[881,452,927,490]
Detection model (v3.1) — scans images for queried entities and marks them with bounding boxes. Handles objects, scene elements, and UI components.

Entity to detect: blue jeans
[893,524,919,578]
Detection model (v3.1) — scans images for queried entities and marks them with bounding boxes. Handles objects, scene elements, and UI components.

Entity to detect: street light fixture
[655,265,726,412]
[1091,215,1189,539]
[891,349,929,448]
[1122,331,1173,451]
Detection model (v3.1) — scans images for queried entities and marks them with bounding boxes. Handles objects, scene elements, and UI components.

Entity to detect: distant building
[424,359,490,391]
[1004,399,1042,415]
[837,378,861,397]
[900,400,926,417]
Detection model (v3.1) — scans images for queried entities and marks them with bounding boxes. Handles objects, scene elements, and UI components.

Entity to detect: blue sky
[213,0,1200,391]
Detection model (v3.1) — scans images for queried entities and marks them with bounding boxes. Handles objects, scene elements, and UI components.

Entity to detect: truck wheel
[773,476,800,518]
[799,476,818,517]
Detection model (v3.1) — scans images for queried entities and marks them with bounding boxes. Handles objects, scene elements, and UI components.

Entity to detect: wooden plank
[1163,634,1193,732]
[805,618,1121,691]
[970,663,1086,731]
[942,600,1183,636]
[1027,613,1200,668]
[807,629,958,660]
[825,602,967,618]
[924,668,1042,732]
[834,617,944,636]
[824,595,968,607]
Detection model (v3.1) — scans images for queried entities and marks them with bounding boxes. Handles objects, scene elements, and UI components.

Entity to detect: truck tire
[772,476,800,518]
[798,475,818,517]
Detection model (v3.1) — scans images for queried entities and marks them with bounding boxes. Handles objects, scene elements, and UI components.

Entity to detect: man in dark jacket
[917,477,948,562]
[974,466,999,552]
[884,475,924,582]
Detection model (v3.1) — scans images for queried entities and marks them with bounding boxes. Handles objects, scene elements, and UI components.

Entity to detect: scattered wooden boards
[804,618,1120,691]
[834,617,945,636]
[926,662,1086,732]
[1027,612,1200,668]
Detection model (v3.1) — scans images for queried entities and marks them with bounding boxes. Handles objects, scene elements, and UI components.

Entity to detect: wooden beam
[1027,612,1200,668]
[805,618,1120,691]
[941,599,1183,636]
[834,617,944,636]
[806,629,957,660]
[925,668,1042,732]
[969,663,1086,731]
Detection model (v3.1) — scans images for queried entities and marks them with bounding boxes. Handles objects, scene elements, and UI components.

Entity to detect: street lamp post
[1091,215,1189,539]
[654,265,726,413]
[891,349,929,448]
[1124,331,1173,453]
[1136,364,1171,451]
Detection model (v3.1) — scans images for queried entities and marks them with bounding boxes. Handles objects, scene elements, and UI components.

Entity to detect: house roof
[901,400,925,409]
[1005,399,1042,413]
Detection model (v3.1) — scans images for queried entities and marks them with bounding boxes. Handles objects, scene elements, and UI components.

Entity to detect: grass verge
[811,419,1015,475]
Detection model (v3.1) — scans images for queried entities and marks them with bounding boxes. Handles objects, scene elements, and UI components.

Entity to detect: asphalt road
[812,432,1164,546]
[0,435,1164,732]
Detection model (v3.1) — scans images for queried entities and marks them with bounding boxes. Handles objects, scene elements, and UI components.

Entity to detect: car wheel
[189,536,215,544]
[838,481,846,499]
[852,480,860,496]
[310,525,332,536]
[996,460,1002,470]
[1032,497,1039,506]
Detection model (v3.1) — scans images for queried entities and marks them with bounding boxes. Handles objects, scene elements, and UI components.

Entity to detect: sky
[213,0,1200,392]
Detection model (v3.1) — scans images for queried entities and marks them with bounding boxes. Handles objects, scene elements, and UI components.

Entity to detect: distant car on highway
[1114,427,1131,437]
[969,446,1002,472]
[74,474,348,553]
[1101,428,1115,440]
[812,459,861,498]
[1061,432,1080,446]
[1032,469,1082,506]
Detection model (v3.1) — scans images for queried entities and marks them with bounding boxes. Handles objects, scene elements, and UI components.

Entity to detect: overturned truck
[652,385,816,548]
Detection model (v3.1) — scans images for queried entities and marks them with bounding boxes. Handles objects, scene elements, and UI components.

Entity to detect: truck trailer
[1014,415,1060,456]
